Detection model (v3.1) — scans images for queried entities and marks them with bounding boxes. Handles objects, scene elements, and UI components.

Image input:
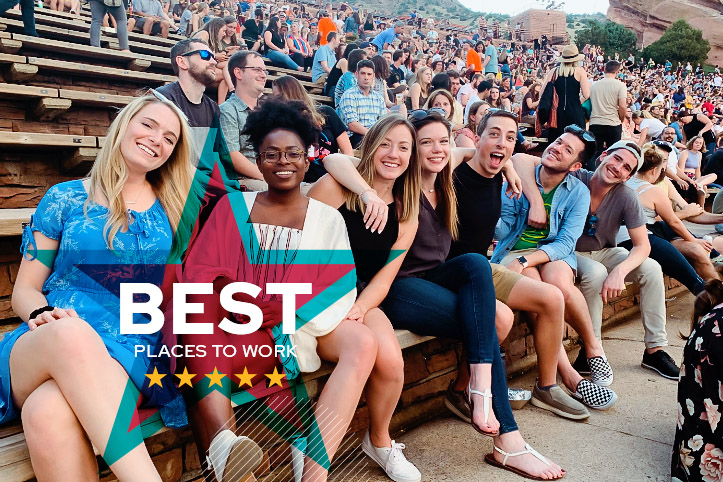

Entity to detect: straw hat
[559,44,584,63]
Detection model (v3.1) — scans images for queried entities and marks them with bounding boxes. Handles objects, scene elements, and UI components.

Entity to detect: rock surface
[607,0,723,66]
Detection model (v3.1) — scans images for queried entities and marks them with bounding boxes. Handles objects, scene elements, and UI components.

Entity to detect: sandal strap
[493,443,550,467]
[468,388,492,398]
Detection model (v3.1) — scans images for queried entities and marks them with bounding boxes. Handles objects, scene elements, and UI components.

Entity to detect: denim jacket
[491,165,590,272]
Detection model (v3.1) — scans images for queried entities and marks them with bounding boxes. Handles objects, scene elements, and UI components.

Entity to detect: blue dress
[0,180,187,428]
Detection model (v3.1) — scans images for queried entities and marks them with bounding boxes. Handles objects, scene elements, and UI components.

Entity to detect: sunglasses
[566,124,595,142]
[408,107,448,120]
[181,49,216,61]
[585,214,598,236]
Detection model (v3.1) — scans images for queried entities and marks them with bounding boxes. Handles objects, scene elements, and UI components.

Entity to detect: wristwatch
[516,255,529,269]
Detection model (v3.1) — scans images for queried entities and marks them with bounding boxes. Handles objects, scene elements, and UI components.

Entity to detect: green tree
[574,20,637,57]
[643,19,710,68]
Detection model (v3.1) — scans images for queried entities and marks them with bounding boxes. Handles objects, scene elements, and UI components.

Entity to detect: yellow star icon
[235,367,256,388]
[145,367,166,388]
[175,367,196,388]
[205,367,226,388]
[265,366,286,388]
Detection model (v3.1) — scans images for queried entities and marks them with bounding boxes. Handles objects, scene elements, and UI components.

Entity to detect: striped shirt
[337,85,386,131]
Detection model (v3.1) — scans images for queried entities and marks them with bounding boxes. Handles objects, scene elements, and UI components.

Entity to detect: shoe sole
[444,396,471,424]
[530,395,590,420]
[221,438,264,482]
[361,443,422,482]
[571,390,618,410]
[591,376,614,387]
[641,362,680,380]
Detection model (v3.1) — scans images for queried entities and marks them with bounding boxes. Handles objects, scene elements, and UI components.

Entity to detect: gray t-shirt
[571,169,646,252]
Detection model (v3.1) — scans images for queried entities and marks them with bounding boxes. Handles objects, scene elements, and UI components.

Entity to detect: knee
[580,263,608,288]
[640,258,664,280]
[374,343,404,383]
[41,317,103,360]
[541,284,565,316]
[342,327,378,373]
[21,385,74,443]
[495,303,514,343]
[689,244,709,262]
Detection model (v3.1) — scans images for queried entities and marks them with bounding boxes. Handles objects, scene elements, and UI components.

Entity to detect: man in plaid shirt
[337,59,387,148]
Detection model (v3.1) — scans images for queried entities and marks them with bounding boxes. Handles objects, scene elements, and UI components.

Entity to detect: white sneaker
[361,431,421,482]
[207,429,263,482]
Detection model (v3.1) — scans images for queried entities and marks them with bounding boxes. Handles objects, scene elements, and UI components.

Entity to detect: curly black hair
[242,97,321,154]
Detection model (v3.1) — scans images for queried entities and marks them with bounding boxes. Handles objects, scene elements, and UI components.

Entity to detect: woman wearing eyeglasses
[263,16,303,71]
[182,98,375,482]
[318,110,563,480]
[4,95,194,481]
[308,115,423,482]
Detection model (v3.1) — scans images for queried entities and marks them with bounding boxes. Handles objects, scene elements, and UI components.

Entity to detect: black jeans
[619,234,705,295]
[0,0,37,36]
[588,124,622,171]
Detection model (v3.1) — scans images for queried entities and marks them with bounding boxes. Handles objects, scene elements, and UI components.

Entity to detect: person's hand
[505,258,524,274]
[504,172,522,200]
[695,238,713,252]
[675,177,691,190]
[343,303,365,323]
[601,268,626,303]
[28,307,79,331]
[679,203,704,218]
[527,200,547,229]
[216,52,229,62]
[360,189,388,233]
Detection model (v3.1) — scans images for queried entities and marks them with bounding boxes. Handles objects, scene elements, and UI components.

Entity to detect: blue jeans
[265,50,300,70]
[381,254,518,434]
[620,234,705,295]
[0,0,37,36]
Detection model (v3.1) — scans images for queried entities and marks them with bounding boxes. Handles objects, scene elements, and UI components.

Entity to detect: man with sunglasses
[220,51,267,190]
[493,125,618,414]
[517,139,678,380]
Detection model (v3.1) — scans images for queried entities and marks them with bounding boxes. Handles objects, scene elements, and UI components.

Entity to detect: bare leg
[469,363,500,433]
[142,18,154,36]
[495,300,514,343]
[9,317,161,481]
[160,20,169,38]
[505,276,564,387]
[672,239,719,281]
[22,380,98,482]
[363,308,404,449]
[304,321,377,481]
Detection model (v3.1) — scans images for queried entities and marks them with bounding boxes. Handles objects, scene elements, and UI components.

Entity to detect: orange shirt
[318,17,336,45]
[467,49,482,73]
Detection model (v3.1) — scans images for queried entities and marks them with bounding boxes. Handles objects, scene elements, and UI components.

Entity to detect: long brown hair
[271,75,325,126]
[342,115,420,223]
[686,267,723,339]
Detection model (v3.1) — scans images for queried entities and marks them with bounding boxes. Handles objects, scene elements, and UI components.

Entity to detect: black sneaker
[572,349,590,376]
[641,350,680,380]
[444,380,471,423]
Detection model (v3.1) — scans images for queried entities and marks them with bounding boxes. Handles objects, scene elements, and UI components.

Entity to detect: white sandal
[466,384,498,437]
[484,443,564,480]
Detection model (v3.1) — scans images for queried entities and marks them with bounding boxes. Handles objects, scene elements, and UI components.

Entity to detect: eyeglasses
[565,124,596,142]
[181,49,216,61]
[585,214,598,236]
[260,149,306,162]
[408,108,448,120]
[239,66,268,75]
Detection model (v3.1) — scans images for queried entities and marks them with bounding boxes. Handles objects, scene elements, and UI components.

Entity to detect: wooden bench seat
[0,328,433,482]
[24,55,174,84]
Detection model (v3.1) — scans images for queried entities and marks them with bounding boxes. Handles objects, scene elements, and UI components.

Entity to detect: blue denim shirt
[491,165,590,272]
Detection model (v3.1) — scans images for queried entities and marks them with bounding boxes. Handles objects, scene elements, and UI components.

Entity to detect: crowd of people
[3,0,723,481]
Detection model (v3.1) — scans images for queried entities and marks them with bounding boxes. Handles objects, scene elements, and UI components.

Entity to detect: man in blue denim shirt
[496,126,618,412]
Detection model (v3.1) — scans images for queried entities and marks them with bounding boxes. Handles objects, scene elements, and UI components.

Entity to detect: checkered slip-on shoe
[588,356,614,386]
[571,379,618,410]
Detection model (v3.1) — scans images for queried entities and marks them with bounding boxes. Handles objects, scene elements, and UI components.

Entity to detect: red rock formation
[607,0,723,66]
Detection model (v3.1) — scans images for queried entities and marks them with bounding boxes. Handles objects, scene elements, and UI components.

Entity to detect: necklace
[125,182,147,205]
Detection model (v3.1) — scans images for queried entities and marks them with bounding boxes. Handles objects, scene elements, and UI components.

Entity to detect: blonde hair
[272,75,325,127]
[424,89,455,122]
[556,59,579,78]
[416,66,432,95]
[86,95,194,257]
[687,135,707,153]
[342,115,420,223]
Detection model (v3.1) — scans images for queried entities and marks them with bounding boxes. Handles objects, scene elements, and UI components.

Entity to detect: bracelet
[28,305,54,321]
[359,188,377,198]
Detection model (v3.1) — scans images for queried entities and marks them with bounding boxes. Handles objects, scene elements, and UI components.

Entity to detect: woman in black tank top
[308,115,423,479]
[313,111,564,480]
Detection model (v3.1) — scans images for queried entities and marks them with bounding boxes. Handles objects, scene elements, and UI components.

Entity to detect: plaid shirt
[338,85,386,131]
[219,94,257,165]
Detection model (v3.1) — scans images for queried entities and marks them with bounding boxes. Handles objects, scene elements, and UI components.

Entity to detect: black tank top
[326,62,344,92]
[338,201,399,285]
